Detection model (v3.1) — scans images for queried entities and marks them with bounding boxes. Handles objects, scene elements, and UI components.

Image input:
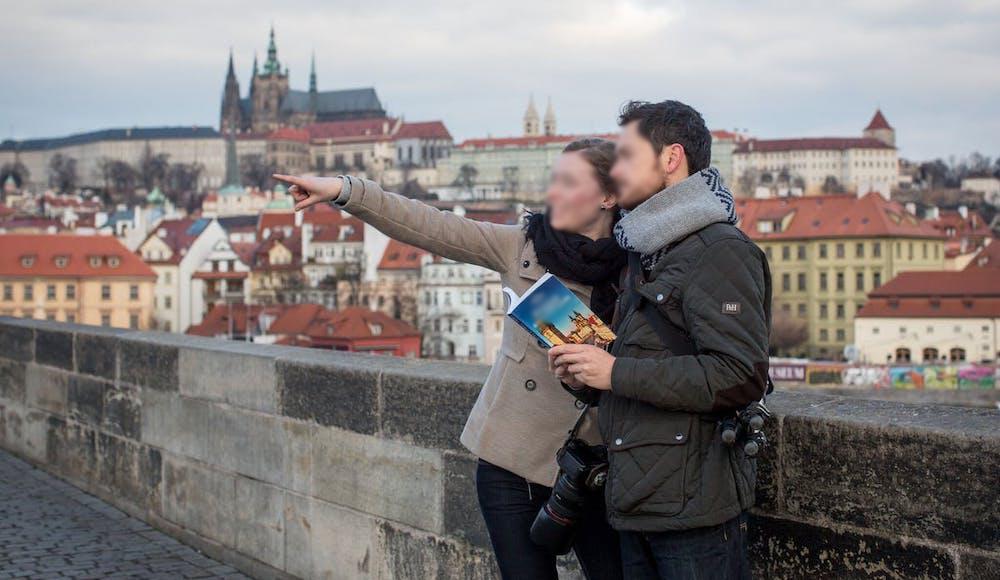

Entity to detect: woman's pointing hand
[272,174,344,211]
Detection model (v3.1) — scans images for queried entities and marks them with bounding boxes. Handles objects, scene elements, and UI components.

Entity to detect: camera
[529,438,608,555]
[720,400,771,456]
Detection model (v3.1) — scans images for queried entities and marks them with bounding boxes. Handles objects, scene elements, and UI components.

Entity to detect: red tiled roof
[267,304,421,340]
[711,130,744,141]
[865,109,893,131]
[257,204,346,239]
[857,269,1000,318]
[306,118,398,142]
[311,217,364,243]
[735,192,943,241]
[734,137,893,154]
[268,127,310,142]
[186,303,285,336]
[965,242,1000,271]
[928,209,993,239]
[378,239,427,270]
[0,204,15,218]
[0,234,155,278]
[395,121,452,140]
[458,133,617,149]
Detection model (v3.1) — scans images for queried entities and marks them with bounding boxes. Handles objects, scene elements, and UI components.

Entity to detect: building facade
[732,110,899,197]
[0,234,155,328]
[417,257,487,361]
[736,192,947,359]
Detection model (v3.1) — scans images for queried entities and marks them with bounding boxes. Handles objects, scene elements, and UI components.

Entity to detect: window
[819,328,828,341]
[101,312,111,327]
[856,272,864,291]
[922,347,939,362]
[873,271,882,288]
[65,313,75,323]
[129,285,138,300]
[836,329,845,341]
[797,273,806,291]
[836,303,845,319]
[819,272,828,291]
[23,284,33,301]
[165,296,172,309]
[835,243,844,258]
[46,284,56,300]
[835,272,844,291]
[782,273,790,292]
[797,245,806,260]
[90,256,102,268]
[781,246,790,261]
[129,313,139,329]
[949,347,966,362]
[873,242,881,258]
[820,304,828,319]
[468,345,478,358]
[819,244,827,259]
[855,243,864,258]
[2,284,11,301]
[895,347,911,363]
[101,285,111,300]
[66,284,76,300]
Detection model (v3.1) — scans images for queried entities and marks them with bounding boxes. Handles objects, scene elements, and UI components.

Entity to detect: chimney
[905,202,916,215]
[302,223,313,262]
[958,205,968,220]
[294,209,304,227]
[928,206,940,220]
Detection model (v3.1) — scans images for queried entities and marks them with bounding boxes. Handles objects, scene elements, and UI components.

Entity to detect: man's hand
[272,174,344,211]
[548,344,615,391]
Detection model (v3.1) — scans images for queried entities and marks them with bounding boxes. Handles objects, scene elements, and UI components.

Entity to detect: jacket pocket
[500,330,527,362]
[607,414,692,516]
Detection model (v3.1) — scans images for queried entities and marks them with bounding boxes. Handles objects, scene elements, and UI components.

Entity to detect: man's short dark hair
[618,100,712,174]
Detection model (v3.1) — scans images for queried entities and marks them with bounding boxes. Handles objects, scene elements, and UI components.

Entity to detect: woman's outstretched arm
[273,174,521,273]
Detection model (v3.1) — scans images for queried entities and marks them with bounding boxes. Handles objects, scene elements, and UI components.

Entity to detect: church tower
[543,98,556,136]
[863,109,895,147]
[250,26,290,133]
[219,49,243,134]
[523,95,540,137]
[308,52,318,119]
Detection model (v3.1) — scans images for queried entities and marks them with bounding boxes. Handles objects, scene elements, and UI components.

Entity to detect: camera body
[720,400,771,456]
[529,438,608,555]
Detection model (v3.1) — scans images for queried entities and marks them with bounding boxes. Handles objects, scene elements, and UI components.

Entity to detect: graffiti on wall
[770,360,998,389]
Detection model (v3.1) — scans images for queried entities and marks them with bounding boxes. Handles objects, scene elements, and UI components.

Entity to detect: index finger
[272,173,307,188]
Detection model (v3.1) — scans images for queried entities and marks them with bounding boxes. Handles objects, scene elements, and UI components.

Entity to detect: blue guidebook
[503,273,616,348]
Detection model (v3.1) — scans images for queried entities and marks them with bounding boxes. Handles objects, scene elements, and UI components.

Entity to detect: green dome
[265,197,293,210]
[273,183,287,195]
[146,186,165,205]
[219,183,244,196]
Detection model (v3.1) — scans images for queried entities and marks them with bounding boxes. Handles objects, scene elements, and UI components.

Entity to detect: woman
[274,138,626,580]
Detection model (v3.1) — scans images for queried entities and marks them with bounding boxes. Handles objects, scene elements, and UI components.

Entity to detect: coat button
[656,293,665,302]
[614,438,623,445]
[522,260,530,268]
[574,400,586,409]
[524,379,536,391]
[674,433,684,441]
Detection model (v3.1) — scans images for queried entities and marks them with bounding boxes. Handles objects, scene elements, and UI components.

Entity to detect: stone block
[443,452,491,549]
[140,389,212,462]
[284,419,315,495]
[0,403,50,462]
[95,433,162,510]
[0,321,33,362]
[179,347,276,412]
[67,374,108,426]
[207,404,289,487]
[34,327,74,370]
[310,426,444,533]
[0,358,26,403]
[25,363,69,415]
[379,522,499,580]
[103,383,141,440]
[277,358,378,434]
[75,333,118,380]
[161,456,237,548]
[46,420,99,484]
[749,513,956,579]
[120,338,178,391]
[782,414,1000,550]
[283,492,383,579]
[380,364,481,450]
[752,413,781,514]
[233,476,285,571]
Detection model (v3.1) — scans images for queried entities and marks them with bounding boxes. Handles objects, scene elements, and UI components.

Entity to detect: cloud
[0,0,997,159]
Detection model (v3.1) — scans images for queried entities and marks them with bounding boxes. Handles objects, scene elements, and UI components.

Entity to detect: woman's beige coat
[338,176,600,485]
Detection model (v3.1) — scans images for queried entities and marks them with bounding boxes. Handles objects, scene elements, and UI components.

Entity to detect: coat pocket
[607,414,692,516]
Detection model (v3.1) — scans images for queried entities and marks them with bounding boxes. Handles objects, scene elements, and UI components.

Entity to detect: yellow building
[0,234,156,328]
[736,193,946,360]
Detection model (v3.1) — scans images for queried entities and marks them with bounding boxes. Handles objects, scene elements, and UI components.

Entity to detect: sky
[1,0,998,161]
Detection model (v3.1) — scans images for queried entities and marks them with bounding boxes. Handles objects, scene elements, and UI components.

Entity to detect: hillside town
[1,28,998,389]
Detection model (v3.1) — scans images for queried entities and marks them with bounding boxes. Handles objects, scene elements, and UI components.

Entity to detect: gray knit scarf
[613,167,738,270]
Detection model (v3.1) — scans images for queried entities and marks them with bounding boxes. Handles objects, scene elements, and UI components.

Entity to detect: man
[550,100,771,579]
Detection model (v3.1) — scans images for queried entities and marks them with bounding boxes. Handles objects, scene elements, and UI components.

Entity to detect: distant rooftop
[0,126,220,152]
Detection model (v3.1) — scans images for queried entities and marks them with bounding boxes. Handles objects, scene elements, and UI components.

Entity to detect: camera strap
[567,404,590,440]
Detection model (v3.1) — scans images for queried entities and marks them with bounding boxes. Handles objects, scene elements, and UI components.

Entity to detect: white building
[733,110,899,197]
[138,216,227,332]
[418,255,488,362]
[854,268,999,364]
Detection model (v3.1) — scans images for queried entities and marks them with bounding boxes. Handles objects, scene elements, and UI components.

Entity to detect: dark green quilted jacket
[598,221,771,532]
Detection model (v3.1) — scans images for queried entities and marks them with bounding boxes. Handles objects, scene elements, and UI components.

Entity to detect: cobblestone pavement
[0,450,250,579]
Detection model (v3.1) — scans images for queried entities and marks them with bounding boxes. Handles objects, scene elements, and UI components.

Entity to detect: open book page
[503,273,616,348]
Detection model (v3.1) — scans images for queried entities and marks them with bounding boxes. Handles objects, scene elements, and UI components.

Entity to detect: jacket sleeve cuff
[329,175,351,207]
[610,357,640,398]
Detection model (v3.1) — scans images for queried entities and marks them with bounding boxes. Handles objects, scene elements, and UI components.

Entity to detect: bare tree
[99,158,139,204]
[453,164,478,193]
[138,145,171,192]
[770,309,808,354]
[241,154,277,190]
[48,153,78,193]
[821,175,845,194]
[0,161,29,190]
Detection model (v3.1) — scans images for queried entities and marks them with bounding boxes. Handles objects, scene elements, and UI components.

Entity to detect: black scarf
[525,212,626,323]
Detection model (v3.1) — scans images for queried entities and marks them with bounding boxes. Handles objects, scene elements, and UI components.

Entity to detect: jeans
[475,459,623,580]
[618,512,751,580]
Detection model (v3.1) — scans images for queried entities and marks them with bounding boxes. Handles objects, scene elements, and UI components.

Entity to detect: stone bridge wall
[0,317,997,579]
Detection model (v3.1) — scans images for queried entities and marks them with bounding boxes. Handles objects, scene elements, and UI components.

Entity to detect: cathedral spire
[226,48,236,79]
[523,94,540,137]
[309,51,317,93]
[543,97,556,136]
[263,25,281,76]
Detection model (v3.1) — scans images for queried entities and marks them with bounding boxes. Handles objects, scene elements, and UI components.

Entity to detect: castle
[220,27,387,135]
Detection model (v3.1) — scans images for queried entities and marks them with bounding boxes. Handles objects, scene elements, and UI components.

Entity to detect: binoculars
[720,400,771,456]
